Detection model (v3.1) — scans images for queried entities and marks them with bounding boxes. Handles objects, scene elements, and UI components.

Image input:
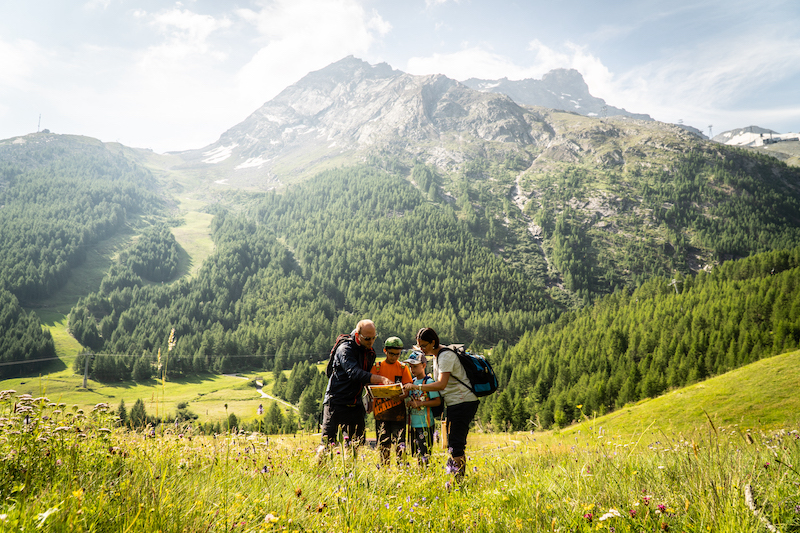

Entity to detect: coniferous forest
[3,131,800,429]
[488,247,800,429]
[0,137,158,376]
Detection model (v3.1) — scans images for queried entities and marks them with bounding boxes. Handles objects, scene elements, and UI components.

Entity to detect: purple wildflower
[260,466,269,474]
[445,459,459,475]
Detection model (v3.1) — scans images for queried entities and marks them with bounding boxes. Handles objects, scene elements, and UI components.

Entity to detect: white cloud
[140,8,232,63]
[0,38,55,134]
[368,9,392,36]
[526,40,613,91]
[605,31,800,130]
[425,0,454,7]
[234,0,391,109]
[0,38,45,90]
[406,47,537,80]
[405,32,800,134]
[406,40,612,87]
[1,1,394,151]
[83,0,113,10]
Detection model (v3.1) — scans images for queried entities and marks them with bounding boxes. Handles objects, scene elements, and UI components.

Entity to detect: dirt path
[223,374,299,412]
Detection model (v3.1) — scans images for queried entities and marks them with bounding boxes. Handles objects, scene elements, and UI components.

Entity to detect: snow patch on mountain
[236,156,271,170]
[713,126,798,146]
[203,144,237,164]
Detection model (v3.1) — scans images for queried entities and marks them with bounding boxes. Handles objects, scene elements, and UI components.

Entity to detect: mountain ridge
[172,56,700,192]
[461,68,652,121]
[175,56,543,184]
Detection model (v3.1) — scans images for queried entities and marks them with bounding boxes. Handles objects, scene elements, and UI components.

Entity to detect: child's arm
[410,396,441,409]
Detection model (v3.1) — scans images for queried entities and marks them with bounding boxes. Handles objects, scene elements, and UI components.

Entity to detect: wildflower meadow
[1,389,799,532]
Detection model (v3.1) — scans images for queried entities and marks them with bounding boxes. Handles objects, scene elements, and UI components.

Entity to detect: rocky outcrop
[178,56,544,180]
[462,69,652,121]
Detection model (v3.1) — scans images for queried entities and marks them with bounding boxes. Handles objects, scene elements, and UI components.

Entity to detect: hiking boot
[452,455,466,481]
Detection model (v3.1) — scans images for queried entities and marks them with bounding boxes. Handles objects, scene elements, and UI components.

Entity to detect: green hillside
[64,166,558,383]
[2,122,800,432]
[484,247,800,431]
[559,349,800,438]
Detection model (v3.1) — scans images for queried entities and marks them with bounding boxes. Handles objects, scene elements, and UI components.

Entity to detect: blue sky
[1,0,798,152]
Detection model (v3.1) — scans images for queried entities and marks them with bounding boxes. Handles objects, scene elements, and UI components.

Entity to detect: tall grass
[1,388,798,532]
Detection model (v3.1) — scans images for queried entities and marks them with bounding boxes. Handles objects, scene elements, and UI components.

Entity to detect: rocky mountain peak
[541,68,589,90]
[178,57,539,184]
[461,69,650,121]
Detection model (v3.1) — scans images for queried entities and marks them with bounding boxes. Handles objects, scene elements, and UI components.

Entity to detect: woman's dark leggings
[445,400,479,457]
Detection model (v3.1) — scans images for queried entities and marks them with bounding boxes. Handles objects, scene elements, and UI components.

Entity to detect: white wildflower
[599,509,621,521]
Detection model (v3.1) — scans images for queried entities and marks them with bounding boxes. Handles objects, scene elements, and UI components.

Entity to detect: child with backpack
[404,351,441,464]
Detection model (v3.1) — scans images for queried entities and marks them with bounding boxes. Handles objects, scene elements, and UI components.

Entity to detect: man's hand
[371,375,392,385]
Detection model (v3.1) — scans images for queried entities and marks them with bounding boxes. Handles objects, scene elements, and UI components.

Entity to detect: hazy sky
[2,0,799,153]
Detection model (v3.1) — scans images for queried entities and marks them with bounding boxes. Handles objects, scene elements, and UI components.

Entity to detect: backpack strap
[326,334,353,377]
[437,346,473,393]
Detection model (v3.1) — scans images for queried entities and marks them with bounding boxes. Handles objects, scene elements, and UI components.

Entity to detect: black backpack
[439,344,498,397]
[325,334,353,377]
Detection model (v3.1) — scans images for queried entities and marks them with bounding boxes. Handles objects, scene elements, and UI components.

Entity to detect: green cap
[384,336,403,349]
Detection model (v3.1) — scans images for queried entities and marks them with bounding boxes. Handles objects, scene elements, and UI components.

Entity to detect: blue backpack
[440,344,498,397]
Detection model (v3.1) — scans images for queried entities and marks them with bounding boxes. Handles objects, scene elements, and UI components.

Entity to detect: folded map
[367,383,403,398]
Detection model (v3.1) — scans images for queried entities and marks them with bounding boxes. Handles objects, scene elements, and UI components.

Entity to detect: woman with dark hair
[402,327,479,479]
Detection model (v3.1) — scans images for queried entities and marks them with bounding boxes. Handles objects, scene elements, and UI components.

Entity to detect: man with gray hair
[320,319,391,446]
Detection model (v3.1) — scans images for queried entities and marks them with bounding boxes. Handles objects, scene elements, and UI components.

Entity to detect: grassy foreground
[1,392,799,532]
[2,352,799,531]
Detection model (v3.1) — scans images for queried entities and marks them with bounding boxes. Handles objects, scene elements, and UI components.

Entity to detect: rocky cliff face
[177,56,546,185]
[462,69,651,121]
[175,58,697,190]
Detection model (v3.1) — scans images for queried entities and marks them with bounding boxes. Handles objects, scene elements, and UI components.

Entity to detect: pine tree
[226,413,239,432]
[491,390,513,431]
[265,402,284,434]
[132,355,151,382]
[129,399,147,429]
[116,399,127,427]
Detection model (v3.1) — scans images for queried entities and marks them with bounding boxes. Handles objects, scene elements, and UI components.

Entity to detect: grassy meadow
[1,366,281,428]
[1,352,799,532]
[169,200,215,279]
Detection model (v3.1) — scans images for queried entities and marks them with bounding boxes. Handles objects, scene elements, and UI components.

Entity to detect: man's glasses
[360,335,377,342]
